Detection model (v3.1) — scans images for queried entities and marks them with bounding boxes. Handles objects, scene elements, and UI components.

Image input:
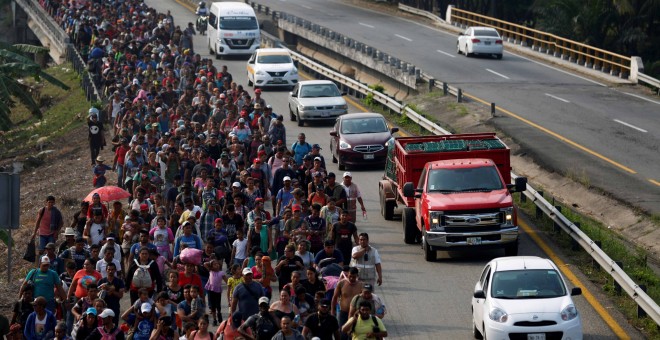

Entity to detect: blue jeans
[39,235,55,252]
[116,164,124,188]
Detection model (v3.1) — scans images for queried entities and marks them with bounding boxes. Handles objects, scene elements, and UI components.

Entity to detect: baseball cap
[319,299,331,307]
[292,204,302,212]
[232,182,241,188]
[314,172,322,177]
[214,218,223,224]
[238,118,245,123]
[312,144,322,149]
[303,155,313,161]
[324,239,335,247]
[40,255,50,264]
[141,303,152,313]
[343,172,352,178]
[283,176,291,182]
[314,157,321,162]
[363,283,374,292]
[327,172,336,178]
[99,309,115,318]
[140,203,149,211]
[258,296,269,305]
[242,267,253,276]
[254,89,262,94]
[254,103,262,109]
[45,243,56,250]
[86,307,98,316]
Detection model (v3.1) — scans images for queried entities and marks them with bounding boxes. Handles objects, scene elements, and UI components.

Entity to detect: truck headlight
[429,211,444,230]
[501,207,513,224]
[339,140,351,150]
[336,104,348,110]
[298,105,312,111]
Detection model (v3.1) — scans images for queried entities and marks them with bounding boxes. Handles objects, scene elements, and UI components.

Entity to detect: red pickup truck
[379,133,527,261]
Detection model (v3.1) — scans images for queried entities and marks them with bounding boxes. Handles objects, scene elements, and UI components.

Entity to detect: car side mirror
[515,177,527,192]
[473,290,485,299]
[403,182,415,198]
[390,127,399,134]
[290,92,296,97]
[571,287,582,296]
[330,131,337,137]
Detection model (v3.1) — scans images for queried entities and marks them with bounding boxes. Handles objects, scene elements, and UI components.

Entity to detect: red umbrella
[84,186,131,203]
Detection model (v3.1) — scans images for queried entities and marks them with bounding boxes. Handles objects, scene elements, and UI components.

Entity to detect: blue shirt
[26,269,61,301]
[174,234,202,257]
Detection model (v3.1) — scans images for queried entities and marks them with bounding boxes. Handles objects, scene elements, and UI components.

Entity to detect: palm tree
[0,43,70,130]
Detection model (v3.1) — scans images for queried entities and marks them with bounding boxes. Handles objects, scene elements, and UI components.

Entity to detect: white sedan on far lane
[457,26,504,59]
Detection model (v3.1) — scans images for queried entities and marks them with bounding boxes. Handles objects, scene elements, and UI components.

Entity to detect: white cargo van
[207,2,260,58]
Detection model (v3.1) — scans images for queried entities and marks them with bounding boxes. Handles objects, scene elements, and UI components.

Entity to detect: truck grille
[444,212,501,227]
[314,106,334,110]
[353,145,384,153]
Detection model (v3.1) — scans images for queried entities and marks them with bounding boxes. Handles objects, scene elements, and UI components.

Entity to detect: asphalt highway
[136,0,644,338]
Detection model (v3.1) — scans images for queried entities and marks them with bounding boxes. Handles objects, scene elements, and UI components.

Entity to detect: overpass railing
[259,19,660,328]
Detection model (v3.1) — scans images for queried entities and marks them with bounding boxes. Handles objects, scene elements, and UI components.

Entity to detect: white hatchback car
[457,26,504,59]
[247,48,298,88]
[288,80,348,126]
[472,256,583,340]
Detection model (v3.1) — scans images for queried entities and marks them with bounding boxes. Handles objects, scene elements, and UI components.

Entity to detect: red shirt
[178,272,204,296]
[115,145,130,165]
[73,269,103,298]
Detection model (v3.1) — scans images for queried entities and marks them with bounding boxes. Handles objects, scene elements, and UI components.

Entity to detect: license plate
[527,334,545,340]
[467,237,482,245]
[320,112,329,117]
[273,77,282,82]
[364,154,374,160]
[485,41,491,45]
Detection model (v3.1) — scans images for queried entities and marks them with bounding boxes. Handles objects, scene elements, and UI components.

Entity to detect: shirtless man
[331,267,362,332]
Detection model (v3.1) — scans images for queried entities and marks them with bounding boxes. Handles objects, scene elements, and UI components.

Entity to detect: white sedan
[472,256,583,340]
[246,48,298,88]
[457,26,504,59]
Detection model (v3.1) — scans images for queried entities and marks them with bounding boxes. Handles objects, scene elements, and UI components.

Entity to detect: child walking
[203,259,228,326]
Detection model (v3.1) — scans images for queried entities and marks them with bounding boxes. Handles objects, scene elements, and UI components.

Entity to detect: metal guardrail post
[571,222,581,250]
[457,88,462,103]
[490,103,496,117]
[553,205,562,233]
[614,261,623,295]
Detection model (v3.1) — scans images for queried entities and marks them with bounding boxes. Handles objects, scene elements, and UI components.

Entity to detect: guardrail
[446,6,632,79]
[638,73,660,95]
[398,3,445,24]
[261,26,660,329]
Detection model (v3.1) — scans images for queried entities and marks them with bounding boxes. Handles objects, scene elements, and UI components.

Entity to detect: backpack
[132,259,154,289]
[97,326,121,340]
[254,314,277,340]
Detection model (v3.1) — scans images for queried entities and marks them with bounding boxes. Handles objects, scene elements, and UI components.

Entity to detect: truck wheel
[472,317,483,339]
[380,192,395,221]
[423,234,437,261]
[403,207,417,244]
[297,112,304,127]
[504,242,518,256]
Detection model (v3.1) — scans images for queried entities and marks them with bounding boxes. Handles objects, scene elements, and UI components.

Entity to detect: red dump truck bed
[384,133,511,208]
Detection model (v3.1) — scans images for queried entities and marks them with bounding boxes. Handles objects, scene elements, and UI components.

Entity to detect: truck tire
[403,207,417,244]
[380,190,395,221]
[423,233,437,261]
[504,242,518,256]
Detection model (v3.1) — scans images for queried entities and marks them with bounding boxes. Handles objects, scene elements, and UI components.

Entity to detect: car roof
[471,26,498,32]
[298,80,336,86]
[491,256,557,272]
[339,112,385,120]
[256,48,290,55]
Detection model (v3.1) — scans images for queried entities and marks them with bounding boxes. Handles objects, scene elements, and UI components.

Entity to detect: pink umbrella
[84,186,131,203]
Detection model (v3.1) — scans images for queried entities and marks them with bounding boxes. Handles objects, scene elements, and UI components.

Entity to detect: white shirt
[232,238,248,259]
[89,222,106,246]
[96,258,122,278]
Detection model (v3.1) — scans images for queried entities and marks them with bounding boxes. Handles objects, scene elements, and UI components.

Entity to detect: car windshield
[219,16,258,30]
[258,54,292,64]
[474,29,499,37]
[299,84,341,98]
[340,117,388,134]
[491,269,567,299]
[426,166,503,192]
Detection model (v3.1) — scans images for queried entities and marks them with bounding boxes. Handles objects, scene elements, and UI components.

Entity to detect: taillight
[471,38,481,43]
[495,39,503,44]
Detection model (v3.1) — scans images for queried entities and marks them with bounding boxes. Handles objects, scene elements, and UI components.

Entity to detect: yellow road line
[649,179,660,186]
[463,92,637,174]
[519,219,630,339]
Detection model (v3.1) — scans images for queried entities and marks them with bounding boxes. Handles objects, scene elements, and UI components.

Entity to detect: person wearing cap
[41,242,64,274]
[31,195,64,254]
[247,157,269,198]
[308,143,326,169]
[58,226,79,255]
[275,176,295,217]
[19,255,66,314]
[350,233,383,288]
[96,246,122,279]
[23,296,57,340]
[231,267,265,322]
[129,302,157,340]
[231,117,252,143]
[291,133,312,166]
[302,298,340,340]
[314,239,345,270]
[92,155,113,188]
[84,309,124,340]
[71,306,98,340]
[112,136,131,188]
[342,172,366,223]
[348,283,386,320]
[238,296,279,339]
[87,106,106,166]
[323,172,347,211]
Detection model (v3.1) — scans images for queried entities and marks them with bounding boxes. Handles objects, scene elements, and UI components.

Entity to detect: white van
[207,2,260,58]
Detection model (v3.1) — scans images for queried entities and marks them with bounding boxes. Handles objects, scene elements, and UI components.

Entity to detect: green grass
[1,63,88,158]
[514,192,660,338]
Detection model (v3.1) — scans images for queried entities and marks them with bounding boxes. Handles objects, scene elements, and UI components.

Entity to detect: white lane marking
[486,68,510,79]
[395,34,413,42]
[544,93,570,103]
[301,4,312,9]
[620,91,660,105]
[614,119,648,133]
[359,22,374,28]
[508,52,607,87]
[437,50,456,58]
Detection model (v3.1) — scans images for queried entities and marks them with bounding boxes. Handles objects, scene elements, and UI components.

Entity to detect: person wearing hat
[58,226,78,255]
[92,155,113,188]
[31,195,64,254]
[71,307,99,340]
[19,255,66,314]
[231,267,265,322]
[87,106,106,166]
[84,309,124,340]
[308,143,326,169]
[302,298,340,340]
[348,283,386,319]
[231,117,252,143]
[41,242,63,274]
[23,297,57,340]
[238,296,279,339]
[342,172,366,223]
[341,300,387,340]
[314,239,345,270]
